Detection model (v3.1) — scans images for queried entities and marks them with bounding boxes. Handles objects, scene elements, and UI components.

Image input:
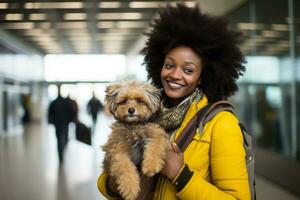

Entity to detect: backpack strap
[176,100,234,152]
[199,100,235,133]
[176,104,210,151]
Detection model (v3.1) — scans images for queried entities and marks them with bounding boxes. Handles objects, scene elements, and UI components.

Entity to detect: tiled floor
[0,112,299,200]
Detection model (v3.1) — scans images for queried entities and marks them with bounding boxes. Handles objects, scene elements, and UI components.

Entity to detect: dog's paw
[117,172,140,200]
[142,158,164,177]
[123,193,139,200]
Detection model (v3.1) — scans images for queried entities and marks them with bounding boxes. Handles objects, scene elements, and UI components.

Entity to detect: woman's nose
[169,68,181,79]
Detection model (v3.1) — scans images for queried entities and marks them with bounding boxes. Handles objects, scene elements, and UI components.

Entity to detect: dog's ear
[105,83,122,114]
[143,83,161,113]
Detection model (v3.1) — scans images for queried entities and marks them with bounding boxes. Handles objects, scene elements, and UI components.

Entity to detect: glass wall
[228,0,299,160]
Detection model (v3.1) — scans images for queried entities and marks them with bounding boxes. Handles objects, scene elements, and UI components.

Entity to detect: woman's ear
[197,78,201,86]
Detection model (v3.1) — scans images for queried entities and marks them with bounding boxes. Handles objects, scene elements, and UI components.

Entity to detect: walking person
[48,85,73,164]
[87,92,103,133]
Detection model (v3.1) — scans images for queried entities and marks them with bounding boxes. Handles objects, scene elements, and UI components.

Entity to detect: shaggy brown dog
[102,81,169,200]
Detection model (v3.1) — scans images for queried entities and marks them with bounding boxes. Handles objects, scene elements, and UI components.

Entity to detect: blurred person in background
[87,91,103,133]
[21,93,31,124]
[48,85,73,164]
[66,94,79,123]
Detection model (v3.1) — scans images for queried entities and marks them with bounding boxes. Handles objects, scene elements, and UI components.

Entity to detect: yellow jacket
[97,96,251,200]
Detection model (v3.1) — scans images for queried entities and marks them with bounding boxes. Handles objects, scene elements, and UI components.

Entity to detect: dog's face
[105,81,161,123]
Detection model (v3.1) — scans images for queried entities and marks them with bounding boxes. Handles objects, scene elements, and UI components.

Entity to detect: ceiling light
[36,22,51,29]
[102,42,123,47]
[116,21,147,28]
[42,45,63,52]
[24,2,83,9]
[129,2,162,8]
[74,48,92,52]
[31,35,55,42]
[24,29,47,36]
[97,21,116,29]
[100,32,138,37]
[29,13,47,20]
[254,37,266,43]
[24,29,43,35]
[0,3,8,9]
[63,30,89,35]
[69,36,91,41]
[56,22,87,29]
[98,35,136,41]
[64,13,86,20]
[185,1,197,7]
[97,36,124,41]
[168,1,196,7]
[73,43,91,48]
[2,22,34,29]
[237,23,266,30]
[98,13,142,20]
[271,24,289,31]
[262,30,283,37]
[107,28,131,34]
[276,41,289,48]
[6,14,23,20]
[99,2,121,8]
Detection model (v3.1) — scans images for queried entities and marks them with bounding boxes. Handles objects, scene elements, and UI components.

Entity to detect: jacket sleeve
[97,172,120,200]
[176,112,251,200]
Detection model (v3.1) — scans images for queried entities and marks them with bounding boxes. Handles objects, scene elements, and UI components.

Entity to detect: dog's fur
[102,81,169,200]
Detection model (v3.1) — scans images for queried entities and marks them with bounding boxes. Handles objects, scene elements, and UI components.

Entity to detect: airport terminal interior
[0,0,300,199]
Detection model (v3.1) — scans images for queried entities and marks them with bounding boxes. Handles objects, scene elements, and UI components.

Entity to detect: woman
[98,3,250,199]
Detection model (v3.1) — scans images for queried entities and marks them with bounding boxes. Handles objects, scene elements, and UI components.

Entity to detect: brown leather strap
[176,104,210,151]
[176,100,234,152]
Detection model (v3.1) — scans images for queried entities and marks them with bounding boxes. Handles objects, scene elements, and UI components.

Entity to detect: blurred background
[0,0,299,199]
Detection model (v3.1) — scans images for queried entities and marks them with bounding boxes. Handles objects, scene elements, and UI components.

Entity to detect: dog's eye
[136,98,143,103]
[118,99,127,104]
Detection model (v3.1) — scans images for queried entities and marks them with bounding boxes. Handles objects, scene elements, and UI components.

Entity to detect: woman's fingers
[171,142,181,153]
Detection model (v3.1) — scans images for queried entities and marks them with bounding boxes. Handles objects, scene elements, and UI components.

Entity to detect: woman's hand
[161,142,184,180]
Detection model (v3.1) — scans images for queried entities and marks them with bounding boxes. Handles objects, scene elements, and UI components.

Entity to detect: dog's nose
[128,108,135,115]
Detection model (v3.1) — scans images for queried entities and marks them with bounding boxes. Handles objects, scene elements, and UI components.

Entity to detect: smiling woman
[44,54,126,82]
[98,3,251,200]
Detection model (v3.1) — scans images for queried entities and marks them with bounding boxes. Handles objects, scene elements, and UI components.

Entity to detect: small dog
[102,81,169,200]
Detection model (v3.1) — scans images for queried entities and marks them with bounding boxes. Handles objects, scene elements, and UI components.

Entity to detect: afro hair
[141,3,245,103]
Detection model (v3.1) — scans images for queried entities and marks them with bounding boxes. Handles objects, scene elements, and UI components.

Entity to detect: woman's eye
[184,68,194,74]
[164,63,174,68]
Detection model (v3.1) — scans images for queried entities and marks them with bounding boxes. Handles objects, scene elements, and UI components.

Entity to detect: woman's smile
[166,80,184,89]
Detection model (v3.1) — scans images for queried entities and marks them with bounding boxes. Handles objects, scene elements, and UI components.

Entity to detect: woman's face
[161,46,202,105]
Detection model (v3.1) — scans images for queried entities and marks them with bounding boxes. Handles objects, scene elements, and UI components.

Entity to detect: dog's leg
[142,124,170,177]
[109,145,140,200]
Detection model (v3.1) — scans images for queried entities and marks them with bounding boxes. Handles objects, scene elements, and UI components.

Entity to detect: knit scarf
[155,88,203,135]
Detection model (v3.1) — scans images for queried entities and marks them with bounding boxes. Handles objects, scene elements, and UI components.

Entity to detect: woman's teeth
[168,81,183,89]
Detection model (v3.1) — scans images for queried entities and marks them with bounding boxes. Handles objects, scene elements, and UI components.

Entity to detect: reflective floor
[0,112,299,200]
